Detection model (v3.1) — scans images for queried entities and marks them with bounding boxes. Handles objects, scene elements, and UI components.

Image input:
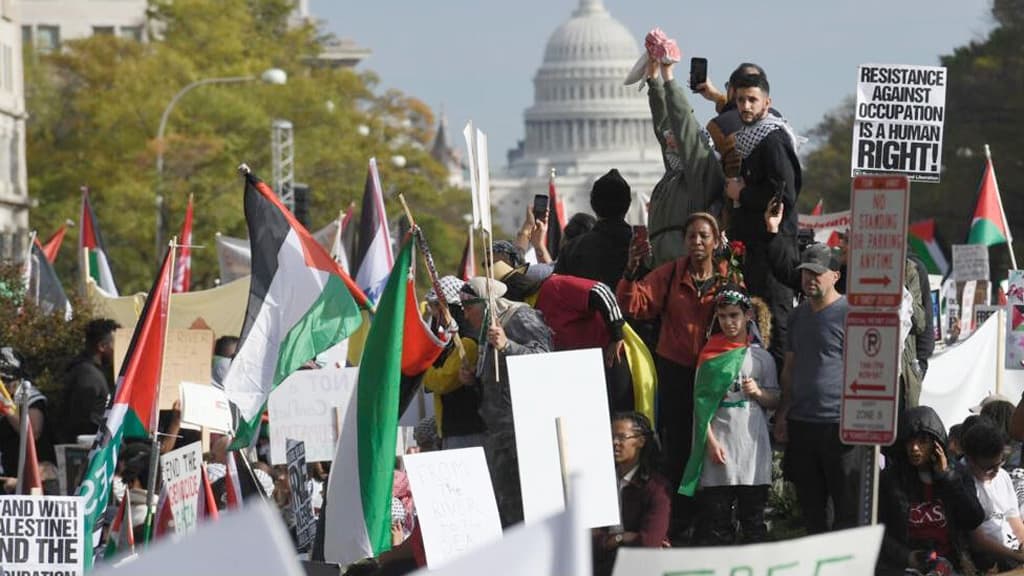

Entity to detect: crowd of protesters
[0,29,1018,576]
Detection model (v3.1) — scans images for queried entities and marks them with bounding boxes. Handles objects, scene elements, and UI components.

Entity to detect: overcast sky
[311,0,994,166]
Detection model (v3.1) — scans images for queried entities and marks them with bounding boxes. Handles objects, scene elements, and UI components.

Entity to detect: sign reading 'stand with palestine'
[0,496,85,576]
[852,64,947,183]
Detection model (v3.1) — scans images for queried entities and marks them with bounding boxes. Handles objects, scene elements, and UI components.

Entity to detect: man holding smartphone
[723,73,802,366]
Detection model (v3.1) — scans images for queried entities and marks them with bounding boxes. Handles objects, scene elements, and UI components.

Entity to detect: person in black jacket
[60,318,120,444]
[724,73,801,366]
[878,406,985,575]
[556,169,633,290]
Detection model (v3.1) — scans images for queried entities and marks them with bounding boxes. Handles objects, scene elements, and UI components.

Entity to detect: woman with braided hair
[592,411,670,576]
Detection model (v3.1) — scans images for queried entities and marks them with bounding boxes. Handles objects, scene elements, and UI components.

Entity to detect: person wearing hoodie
[877,406,984,576]
[556,169,634,290]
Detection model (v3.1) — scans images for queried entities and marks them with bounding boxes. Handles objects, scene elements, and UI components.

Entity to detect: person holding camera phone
[640,30,724,269]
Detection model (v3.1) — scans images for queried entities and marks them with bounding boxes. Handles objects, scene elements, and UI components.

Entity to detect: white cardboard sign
[0,496,85,575]
[841,312,901,445]
[159,442,204,535]
[403,448,503,568]
[179,381,232,433]
[847,175,909,308]
[613,524,884,576]
[267,368,359,465]
[852,63,947,182]
[952,244,990,282]
[507,348,619,528]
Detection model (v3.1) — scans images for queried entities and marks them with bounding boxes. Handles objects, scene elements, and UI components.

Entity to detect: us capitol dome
[487,0,664,234]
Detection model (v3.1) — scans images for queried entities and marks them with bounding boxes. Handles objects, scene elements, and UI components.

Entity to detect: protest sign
[180,381,232,432]
[403,448,503,568]
[507,348,619,528]
[94,501,304,576]
[1008,271,1024,370]
[797,210,851,244]
[953,244,990,282]
[286,439,316,550]
[613,524,883,576]
[159,329,214,410]
[962,280,978,337]
[160,442,203,535]
[0,496,85,575]
[268,368,359,465]
[852,64,947,182]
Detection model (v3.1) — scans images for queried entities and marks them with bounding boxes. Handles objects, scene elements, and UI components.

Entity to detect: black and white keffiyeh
[734,114,804,160]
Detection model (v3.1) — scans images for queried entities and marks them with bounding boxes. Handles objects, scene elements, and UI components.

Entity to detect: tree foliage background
[26,0,469,295]
[801,0,1021,276]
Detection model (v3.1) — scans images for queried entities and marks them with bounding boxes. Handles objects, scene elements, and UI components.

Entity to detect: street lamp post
[154,68,287,262]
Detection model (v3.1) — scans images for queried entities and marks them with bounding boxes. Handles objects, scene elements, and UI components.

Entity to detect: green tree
[26,0,468,295]
[801,0,1023,275]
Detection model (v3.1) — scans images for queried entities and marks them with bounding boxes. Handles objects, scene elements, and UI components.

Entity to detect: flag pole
[985,145,1018,270]
[143,238,176,544]
[13,380,30,494]
[397,194,465,358]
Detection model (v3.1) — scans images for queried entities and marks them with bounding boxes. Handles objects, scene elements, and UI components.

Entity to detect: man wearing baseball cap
[774,244,863,534]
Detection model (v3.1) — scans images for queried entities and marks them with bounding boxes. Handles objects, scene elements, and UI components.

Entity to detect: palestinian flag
[103,491,135,560]
[79,187,119,296]
[353,158,394,304]
[547,171,566,258]
[77,245,172,567]
[909,219,950,276]
[41,221,70,263]
[968,151,1013,247]
[224,170,370,449]
[678,334,748,496]
[173,194,194,293]
[25,235,71,319]
[324,238,444,565]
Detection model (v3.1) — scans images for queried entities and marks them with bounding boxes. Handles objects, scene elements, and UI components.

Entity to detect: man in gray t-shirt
[774,244,863,534]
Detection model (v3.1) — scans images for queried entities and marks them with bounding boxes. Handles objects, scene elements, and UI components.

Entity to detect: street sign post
[842,311,901,445]
[847,175,910,308]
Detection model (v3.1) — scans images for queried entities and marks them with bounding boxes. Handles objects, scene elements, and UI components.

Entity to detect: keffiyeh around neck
[734,114,802,160]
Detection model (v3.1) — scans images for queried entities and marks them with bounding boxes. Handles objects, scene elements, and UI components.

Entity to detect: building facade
[21,0,148,49]
[489,0,664,234]
[0,0,28,260]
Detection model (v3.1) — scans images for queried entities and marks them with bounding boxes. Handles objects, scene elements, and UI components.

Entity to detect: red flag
[200,464,220,521]
[225,451,243,509]
[17,423,42,495]
[546,172,566,257]
[41,223,69,263]
[810,198,823,216]
[153,485,174,539]
[457,226,475,281]
[400,274,447,376]
[173,195,194,293]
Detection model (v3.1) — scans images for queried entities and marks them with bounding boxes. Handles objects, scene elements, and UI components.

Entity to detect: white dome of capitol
[542,0,639,66]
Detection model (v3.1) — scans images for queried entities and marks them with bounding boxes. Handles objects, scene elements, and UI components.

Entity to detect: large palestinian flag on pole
[678,334,747,497]
[79,187,119,296]
[77,245,172,568]
[224,169,370,449]
[324,237,447,565]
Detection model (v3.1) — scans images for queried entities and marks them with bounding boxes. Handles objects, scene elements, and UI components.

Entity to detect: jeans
[783,419,864,534]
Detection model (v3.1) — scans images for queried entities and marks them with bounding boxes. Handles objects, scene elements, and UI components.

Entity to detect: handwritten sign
[952,244,990,282]
[113,328,214,410]
[160,442,203,535]
[852,63,947,182]
[613,524,884,576]
[403,448,503,568]
[267,368,358,465]
[286,439,316,550]
[0,496,85,575]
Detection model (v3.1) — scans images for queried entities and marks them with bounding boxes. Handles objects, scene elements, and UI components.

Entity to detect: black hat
[590,169,631,219]
[796,243,839,274]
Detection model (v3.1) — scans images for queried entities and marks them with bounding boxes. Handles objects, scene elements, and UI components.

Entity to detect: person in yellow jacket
[422,276,485,450]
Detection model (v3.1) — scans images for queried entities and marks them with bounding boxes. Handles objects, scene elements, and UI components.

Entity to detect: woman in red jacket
[616,211,726,539]
[593,412,670,576]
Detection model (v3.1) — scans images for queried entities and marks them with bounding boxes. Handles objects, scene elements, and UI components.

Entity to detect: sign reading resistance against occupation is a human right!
[852,64,947,183]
